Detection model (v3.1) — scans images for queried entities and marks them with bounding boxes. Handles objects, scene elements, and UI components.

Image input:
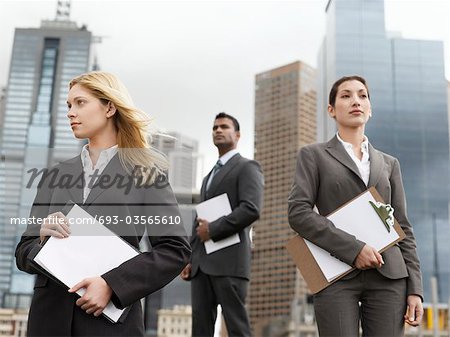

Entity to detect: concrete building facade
[249,61,317,335]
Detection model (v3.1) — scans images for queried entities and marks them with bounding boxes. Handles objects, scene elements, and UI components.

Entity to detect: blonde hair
[69,71,168,184]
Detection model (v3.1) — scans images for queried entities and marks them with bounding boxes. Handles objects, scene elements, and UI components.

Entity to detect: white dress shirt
[80,144,118,203]
[218,148,239,166]
[206,149,239,189]
[336,133,370,186]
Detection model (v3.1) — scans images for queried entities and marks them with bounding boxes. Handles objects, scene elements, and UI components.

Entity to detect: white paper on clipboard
[305,190,400,282]
[195,193,240,254]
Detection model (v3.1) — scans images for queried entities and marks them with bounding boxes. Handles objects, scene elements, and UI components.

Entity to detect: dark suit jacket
[190,153,264,280]
[288,136,423,298]
[15,155,191,336]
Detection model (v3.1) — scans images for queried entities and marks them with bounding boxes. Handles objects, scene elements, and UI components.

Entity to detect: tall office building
[144,131,199,336]
[249,61,316,335]
[448,81,450,144]
[152,131,199,195]
[0,87,6,126]
[0,5,92,306]
[318,0,450,302]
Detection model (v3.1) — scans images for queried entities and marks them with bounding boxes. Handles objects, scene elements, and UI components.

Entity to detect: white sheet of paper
[306,190,400,282]
[195,193,240,254]
[34,204,139,323]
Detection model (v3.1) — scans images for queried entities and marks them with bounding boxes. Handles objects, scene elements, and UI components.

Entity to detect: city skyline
[1,0,449,171]
[0,17,93,307]
[0,0,450,332]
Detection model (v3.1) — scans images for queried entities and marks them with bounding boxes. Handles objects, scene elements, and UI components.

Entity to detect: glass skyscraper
[0,18,92,307]
[318,0,450,302]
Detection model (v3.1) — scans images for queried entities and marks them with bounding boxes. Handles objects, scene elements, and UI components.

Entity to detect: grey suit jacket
[190,153,264,280]
[15,155,191,336]
[288,136,423,298]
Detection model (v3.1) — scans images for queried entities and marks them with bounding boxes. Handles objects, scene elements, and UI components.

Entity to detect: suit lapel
[325,136,364,183]
[84,154,125,205]
[206,153,241,198]
[200,173,210,201]
[368,143,384,187]
[59,156,84,204]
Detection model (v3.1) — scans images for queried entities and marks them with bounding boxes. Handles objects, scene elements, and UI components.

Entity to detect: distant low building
[157,305,192,337]
[0,308,28,337]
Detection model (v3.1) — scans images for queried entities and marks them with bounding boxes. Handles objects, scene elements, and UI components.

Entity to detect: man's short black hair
[215,112,240,131]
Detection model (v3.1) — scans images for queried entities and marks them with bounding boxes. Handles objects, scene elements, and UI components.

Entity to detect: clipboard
[286,187,406,294]
[29,201,140,323]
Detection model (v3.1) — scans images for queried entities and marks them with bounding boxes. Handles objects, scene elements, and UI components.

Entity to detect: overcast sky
[1,0,449,182]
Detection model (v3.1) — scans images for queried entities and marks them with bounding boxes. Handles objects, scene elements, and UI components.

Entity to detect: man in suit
[181,112,264,337]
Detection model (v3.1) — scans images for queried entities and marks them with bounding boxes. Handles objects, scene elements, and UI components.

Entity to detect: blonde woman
[15,71,191,336]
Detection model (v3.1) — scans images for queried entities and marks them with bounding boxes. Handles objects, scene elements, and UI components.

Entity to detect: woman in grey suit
[288,75,423,336]
[15,71,190,336]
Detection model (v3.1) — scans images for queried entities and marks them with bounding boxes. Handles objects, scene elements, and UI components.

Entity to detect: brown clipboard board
[286,186,406,294]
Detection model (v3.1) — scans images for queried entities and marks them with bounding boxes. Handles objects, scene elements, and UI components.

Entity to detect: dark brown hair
[328,75,370,107]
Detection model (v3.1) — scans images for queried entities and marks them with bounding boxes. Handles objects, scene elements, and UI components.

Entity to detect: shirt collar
[81,144,118,169]
[218,148,239,166]
[336,132,369,154]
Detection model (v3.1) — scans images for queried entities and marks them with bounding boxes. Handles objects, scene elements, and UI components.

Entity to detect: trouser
[191,269,251,337]
[313,269,407,337]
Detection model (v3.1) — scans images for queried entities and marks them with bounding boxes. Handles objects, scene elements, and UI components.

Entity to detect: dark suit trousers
[191,269,251,337]
[313,269,407,337]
